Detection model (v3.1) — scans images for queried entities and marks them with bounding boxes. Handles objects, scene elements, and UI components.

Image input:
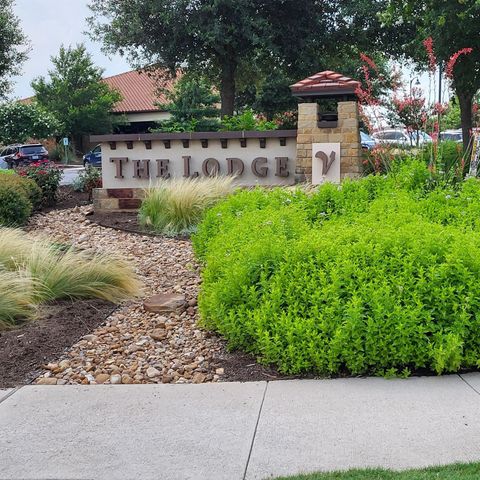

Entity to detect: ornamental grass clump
[0,228,32,269]
[0,272,35,329]
[0,227,142,328]
[26,245,142,303]
[194,163,480,377]
[139,176,235,236]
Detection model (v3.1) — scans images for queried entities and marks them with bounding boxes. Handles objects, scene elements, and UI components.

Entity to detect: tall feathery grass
[0,271,35,329]
[139,176,235,236]
[0,227,142,329]
[27,245,142,303]
[0,228,31,269]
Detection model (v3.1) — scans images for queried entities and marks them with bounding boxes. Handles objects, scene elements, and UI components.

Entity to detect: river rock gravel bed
[27,206,227,385]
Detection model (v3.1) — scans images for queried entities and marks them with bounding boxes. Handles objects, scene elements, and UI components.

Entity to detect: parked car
[439,129,462,143]
[0,143,49,167]
[83,145,102,168]
[360,131,376,150]
[372,129,432,146]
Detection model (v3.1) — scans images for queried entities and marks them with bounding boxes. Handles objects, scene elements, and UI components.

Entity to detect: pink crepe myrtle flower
[423,37,437,73]
[360,53,379,73]
[446,48,473,79]
[433,102,449,115]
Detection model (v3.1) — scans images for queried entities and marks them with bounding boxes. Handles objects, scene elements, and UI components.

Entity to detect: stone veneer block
[118,198,142,210]
[133,190,147,199]
[96,198,119,210]
[93,188,109,200]
[107,188,134,199]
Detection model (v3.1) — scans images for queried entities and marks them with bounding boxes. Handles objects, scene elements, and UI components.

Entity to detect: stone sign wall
[92,131,297,190]
[91,101,362,212]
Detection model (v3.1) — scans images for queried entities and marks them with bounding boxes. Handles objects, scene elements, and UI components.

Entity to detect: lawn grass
[273,463,480,479]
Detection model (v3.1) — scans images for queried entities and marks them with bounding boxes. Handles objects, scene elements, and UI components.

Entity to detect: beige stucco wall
[296,101,362,181]
[123,111,171,123]
[100,137,297,188]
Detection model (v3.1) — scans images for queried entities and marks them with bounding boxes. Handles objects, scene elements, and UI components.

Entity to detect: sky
[10,0,131,99]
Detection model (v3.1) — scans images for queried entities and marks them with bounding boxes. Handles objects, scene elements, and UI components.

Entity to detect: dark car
[83,145,102,168]
[0,143,49,167]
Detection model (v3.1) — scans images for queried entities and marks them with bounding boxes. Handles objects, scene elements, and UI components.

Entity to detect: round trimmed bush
[0,181,32,226]
[0,173,42,209]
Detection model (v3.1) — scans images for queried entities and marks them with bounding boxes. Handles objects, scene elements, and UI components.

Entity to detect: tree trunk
[457,90,473,153]
[220,61,237,117]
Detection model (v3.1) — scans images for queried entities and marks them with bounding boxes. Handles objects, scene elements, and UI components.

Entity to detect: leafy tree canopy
[0,0,28,98]
[0,102,61,145]
[88,0,379,117]
[31,44,122,146]
[156,74,220,131]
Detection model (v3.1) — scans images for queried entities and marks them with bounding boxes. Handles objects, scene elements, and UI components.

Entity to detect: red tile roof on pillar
[290,70,360,96]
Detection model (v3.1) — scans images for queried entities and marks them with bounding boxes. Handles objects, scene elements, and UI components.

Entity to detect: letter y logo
[315,150,336,175]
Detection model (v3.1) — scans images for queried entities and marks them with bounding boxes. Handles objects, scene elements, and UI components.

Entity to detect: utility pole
[438,63,443,138]
[438,64,442,104]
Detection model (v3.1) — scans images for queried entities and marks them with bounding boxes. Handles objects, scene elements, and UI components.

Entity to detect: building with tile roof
[102,70,176,132]
[20,69,177,134]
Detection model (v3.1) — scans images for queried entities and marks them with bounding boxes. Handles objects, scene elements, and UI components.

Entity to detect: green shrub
[0,181,32,226]
[193,187,309,259]
[72,165,102,199]
[48,144,76,163]
[0,172,42,209]
[220,109,277,131]
[18,161,62,205]
[194,166,480,376]
[139,176,235,236]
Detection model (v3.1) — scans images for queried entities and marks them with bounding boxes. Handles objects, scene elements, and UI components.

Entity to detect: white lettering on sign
[311,143,341,184]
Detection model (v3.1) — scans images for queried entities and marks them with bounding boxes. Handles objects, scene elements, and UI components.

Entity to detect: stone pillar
[295,103,317,182]
[338,101,362,179]
[295,101,362,182]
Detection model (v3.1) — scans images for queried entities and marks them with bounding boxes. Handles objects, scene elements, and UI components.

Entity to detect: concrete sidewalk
[2,374,480,480]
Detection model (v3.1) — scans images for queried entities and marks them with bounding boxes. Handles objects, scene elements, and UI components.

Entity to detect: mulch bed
[212,350,297,382]
[0,299,114,388]
[41,186,91,213]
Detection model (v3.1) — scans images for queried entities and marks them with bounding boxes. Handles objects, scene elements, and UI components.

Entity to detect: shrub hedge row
[193,160,480,376]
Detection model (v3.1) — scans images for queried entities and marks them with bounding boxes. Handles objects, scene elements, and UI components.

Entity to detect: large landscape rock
[143,293,186,314]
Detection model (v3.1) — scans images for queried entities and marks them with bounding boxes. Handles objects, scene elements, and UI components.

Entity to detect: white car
[372,129,432,146]
[0,158,8,169]
[439,129,462,143]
